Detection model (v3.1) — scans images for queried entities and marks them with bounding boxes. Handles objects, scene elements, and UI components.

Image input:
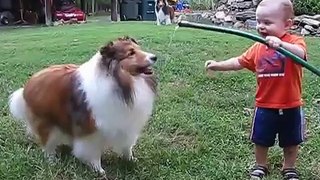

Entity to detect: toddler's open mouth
[258,31,268,37]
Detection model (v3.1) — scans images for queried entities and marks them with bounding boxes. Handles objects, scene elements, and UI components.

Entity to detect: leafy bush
[292,0,320,15]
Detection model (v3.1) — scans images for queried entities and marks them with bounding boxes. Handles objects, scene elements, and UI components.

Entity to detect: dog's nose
[150,55,157,62]
[146,53,157,63]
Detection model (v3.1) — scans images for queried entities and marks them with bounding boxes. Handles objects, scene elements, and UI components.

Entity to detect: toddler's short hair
[258,0,294,20]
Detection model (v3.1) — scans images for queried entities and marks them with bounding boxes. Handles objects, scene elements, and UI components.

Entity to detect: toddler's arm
[266,36,306,59]
[280,42,305,59]
[205,57,244,71]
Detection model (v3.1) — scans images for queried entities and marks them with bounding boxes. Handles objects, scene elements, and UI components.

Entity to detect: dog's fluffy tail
[8,88,29,122]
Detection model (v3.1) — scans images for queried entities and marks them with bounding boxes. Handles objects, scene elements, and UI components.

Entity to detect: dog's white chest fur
[156,7,171,25]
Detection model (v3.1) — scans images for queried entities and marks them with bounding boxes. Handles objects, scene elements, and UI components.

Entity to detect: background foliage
[293,0,320,15]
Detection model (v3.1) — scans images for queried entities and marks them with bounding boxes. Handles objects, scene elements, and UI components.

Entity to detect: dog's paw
[126,155,138,162]
[96,168,106,175]
[91,163,106,175]
[120,150,138,162]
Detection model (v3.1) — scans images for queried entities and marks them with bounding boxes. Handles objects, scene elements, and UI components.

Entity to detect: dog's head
[99,36,157,77]
[156,0,168,8]
[99,36,157,105]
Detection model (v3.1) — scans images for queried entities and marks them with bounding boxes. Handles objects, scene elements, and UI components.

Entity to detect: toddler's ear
[285,19,293,30]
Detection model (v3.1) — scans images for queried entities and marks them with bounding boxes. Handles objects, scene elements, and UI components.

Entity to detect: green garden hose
[178,20,320,77]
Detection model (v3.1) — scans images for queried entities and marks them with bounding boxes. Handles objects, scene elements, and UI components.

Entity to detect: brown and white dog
[8,36,157,174]
[155,0,175,25]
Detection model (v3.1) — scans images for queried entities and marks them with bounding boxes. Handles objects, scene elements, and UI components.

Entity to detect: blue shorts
[250,107,305,148]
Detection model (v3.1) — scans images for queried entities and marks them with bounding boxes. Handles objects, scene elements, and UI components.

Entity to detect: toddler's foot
[250,165,268,180]
[281,168,299,180]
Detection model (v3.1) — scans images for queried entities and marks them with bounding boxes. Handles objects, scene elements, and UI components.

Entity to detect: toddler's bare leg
[282,145,299,169]
[254,144,269,167]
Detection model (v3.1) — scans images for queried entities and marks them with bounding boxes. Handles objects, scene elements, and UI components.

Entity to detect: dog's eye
[129,50,135,56]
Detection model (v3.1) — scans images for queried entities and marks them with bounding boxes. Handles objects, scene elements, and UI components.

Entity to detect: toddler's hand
[205,60,219,71]
[266,36,282,49]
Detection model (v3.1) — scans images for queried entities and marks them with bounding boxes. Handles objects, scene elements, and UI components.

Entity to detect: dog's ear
[128,37,138,45]
[100,41,115,59]
[119,36,138,45]
[100,41,115,68]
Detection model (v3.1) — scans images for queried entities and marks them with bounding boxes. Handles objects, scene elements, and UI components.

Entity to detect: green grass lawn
[0,21,320,180]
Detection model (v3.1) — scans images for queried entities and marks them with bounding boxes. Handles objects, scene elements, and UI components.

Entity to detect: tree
[111,0,118,21]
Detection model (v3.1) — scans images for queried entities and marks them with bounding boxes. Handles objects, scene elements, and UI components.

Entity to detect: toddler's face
[255,4,291,38]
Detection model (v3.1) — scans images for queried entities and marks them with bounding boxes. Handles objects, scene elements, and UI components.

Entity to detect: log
[294,17,320,28]
[302,18,320,28]
[235,10,256,22]
[295,14,320,21]
[304,25,316,34]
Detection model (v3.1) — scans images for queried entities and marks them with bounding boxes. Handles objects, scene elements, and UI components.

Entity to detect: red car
[54,0,86,22]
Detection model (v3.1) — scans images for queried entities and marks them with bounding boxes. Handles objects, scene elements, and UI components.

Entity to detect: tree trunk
[92,0,95,14]
[44,0,52,26]
[111,0,118,21]
[211,0,214,10]
[80,0,85,12]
